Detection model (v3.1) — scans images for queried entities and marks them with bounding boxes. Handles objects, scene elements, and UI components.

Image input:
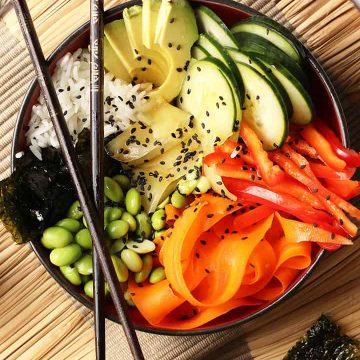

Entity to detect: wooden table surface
[0,0,360,359]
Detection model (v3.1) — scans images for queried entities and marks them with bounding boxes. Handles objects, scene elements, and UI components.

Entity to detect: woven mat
[0,1,359,359]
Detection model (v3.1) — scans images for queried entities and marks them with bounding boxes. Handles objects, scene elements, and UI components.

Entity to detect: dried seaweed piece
[284,314,360,360]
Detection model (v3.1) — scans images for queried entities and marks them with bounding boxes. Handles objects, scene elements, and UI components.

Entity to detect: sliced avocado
[104,36,131,82]
[142,0,162,48]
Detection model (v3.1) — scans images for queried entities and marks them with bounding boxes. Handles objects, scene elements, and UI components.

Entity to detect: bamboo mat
[0,0,359,359]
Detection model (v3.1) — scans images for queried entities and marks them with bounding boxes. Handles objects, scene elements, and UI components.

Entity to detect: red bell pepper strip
[309,161,355,180]
[321,178,360,200]
[215,139,256,165]
[289,137,319,159]
[240,123,284,185]
[301,125,346,171]
[233,205,274,230]
[203,152,242,168]
[215,163,260,182]
[316,121,360,167]
[271,152,358,237]
[222,178,337,230]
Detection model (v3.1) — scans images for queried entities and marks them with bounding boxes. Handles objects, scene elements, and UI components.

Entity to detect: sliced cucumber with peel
[192,44,210,60]
[236,62,288,150]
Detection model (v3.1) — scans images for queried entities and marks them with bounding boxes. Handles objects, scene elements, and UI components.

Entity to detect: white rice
[26,48,151,160]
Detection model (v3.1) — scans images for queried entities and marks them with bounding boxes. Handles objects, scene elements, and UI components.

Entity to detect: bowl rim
[11,0,349,336]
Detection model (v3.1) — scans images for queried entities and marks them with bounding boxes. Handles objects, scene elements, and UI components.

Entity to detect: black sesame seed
[331,233,335,239]
[241,236,248,240]
[59,88,64,92]
[326,195,330,200]
[170,17,175,23]
[168,42,173,48]
[176,67,183,72]
[246,94,251,100]
[313,223,318,228]
[312,188,319,193]
[177,45,181,50]
[197,67,201,72]
[195,252,200,258]
[300,164,306,169]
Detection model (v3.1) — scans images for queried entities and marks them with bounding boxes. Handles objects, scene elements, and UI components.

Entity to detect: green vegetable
[136,212,152,239]
[107,207,123,222]
[178,179,198,196]
[60,265,82,285]
[154,230,165,238]
[106,219,129,239]
[125,188,141,215]
[170,190,186,209]
[134,254,153,283]
[124,290,136,306]
[110,238,127,254]
[193,176,211,194]
[151,209,166,231]
[126,239,156,254]
[81,274,91,284]
[284,315,360,360]
[75,228,92,249]
[157,196,170,209]
[104,176,124,203]
[113,174,131,191]
[149,266,166,284]
[121,249,143,272]
[74,254,93,275]
[121,212,137,232]
[67,200,83,220]
[111,255,129,282]
[84,280,94,298]
[56,218,81,233]
[50,243,82,266]
[41,226,73,249]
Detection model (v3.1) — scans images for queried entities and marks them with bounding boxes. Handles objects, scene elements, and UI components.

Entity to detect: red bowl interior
[12,0,348,335]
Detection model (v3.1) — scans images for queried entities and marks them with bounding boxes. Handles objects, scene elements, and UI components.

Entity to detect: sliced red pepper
[321,178,360,200]
[240,123,284,186]
[203,152,240,167]
[214,139,240,154]
[222,178,337,230]
[289,137,319,159]
[215,163,260,182]
[301,125,346,171]
[309,161,355,180]
[233,205,274,230]
[316,121,360,167]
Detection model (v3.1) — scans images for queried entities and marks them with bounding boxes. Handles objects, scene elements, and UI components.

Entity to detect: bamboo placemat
[0,0,359,359]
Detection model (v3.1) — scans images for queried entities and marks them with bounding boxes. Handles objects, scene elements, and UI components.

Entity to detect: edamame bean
[111,255,129,282]
[81,274,91,284]
[151,209,166,231]
[75,228,92,249]
[113,174,131,191]
[153,230,165,239]
[193,176,211,194]
[41,226,73,249]
[178,179,198,196]
[67,200,83,220]
[124,290,136,307]
[84,280,94,298]
[56,218,81,234]
[108,207,123,222]
[74,254,93,275]
[121,212,137,232]
[134,254,153,283]
[104,176,124,203]
[110,238,127,254]
[125,188,141,215]
[50,243,82,266]
[157,196,170,209]
[170,190,186,209]
[149,267,166,284]
[60,265,82,285]
[126,239,155,254]
[136,212,152,239]
[121,249,143,273]
[104,207,112,227]
[106,220,129,239]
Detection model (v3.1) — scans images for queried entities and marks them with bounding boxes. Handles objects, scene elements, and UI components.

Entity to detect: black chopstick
[90,0,105,359]
[11,1,145,359]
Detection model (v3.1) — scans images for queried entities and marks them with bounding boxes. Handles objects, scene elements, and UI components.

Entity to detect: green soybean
[75,228,92,249]
[170,190,186,209]
[67,200,83,220]
[121,249,143,272]
[157,196,170,209]
[106,220,129,239]
[126,239,155,254]
[178,179,198,196]
[153,230,165,239]
[149,267,166,284]
[50,243,82,266]
[111,255,129,282]
[136,212,152,239]
[108,207,123,221]
[125,188,141,215]
[110,238,127,254]
[41,226,73,249]
[121,212,137,232]
[124,290,136,307]
[74,254,93,275]
[60,265,82,286]
[151,209,166,231]
[104,207,112,227]
[193,176,211,194]
[113,174,131,191]
[84,280,94,298]
[104,176,124,203]
[134,254,153,283]
[56,218,81,233]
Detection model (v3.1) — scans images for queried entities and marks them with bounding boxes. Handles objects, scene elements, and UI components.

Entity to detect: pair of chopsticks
[12,1,145,359]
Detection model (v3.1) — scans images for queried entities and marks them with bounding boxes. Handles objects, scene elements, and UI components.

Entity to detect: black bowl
[12,0,348,335]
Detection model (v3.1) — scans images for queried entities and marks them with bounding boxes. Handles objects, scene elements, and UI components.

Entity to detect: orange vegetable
[164,204,183,225]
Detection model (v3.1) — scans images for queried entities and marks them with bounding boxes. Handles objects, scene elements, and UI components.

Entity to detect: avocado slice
[142,0,161,48]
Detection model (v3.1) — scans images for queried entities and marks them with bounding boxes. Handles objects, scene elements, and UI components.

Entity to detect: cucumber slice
[257,59,314,125]
[177,57,237,154]
[233,32,307,86]
[227,47,292,118]
[197,33,244,113]
[192,44,210,60]
[236,62,288,150]
[232,19,301,63]
[195,5,238,48]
